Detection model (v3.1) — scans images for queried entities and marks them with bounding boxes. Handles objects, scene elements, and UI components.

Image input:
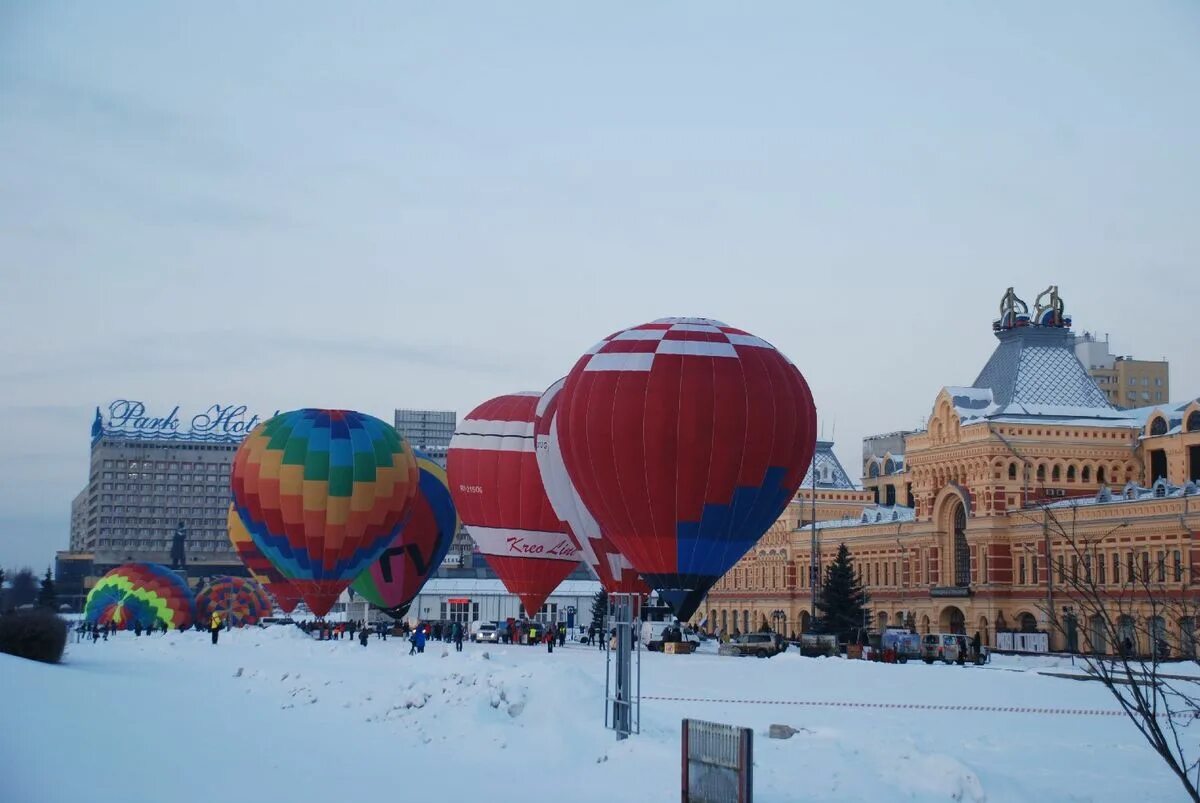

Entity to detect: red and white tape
[641,696,1169,718]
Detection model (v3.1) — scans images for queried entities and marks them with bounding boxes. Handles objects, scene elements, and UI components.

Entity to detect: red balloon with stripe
[534,378,649,597]
[447,393,581,617]
[555,317,817,620]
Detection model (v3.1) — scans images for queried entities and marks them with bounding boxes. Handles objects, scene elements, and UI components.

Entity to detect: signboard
[682,718,753,803]
[93,400,276,444]
[447,598,470,604]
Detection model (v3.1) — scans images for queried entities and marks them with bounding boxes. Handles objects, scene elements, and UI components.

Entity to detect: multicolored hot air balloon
[195,576,273,627]
[535,378,649,597]
[231,409,420,617]
[448,393,581,617]
[227,504,303,613]
[556,318,817,620]
[351,449,458,618]
[84,563,195,630]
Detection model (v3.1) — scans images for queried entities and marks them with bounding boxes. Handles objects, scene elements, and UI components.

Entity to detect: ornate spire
[993,285,1071,332]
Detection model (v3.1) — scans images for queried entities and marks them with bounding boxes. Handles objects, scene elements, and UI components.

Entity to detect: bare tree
[1020,501,1200,801]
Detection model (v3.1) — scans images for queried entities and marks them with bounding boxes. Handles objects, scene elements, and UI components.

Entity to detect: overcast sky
[2,2,1198,571]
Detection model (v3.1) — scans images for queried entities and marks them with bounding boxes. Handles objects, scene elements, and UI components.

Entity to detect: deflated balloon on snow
[195,575,273,627]
[84,562,196,630]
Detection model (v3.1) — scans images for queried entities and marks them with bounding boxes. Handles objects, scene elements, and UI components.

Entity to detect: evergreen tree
[9,568,37,609]
[590,589,608,632]
[38,567,57,609]
[814,543,871,643]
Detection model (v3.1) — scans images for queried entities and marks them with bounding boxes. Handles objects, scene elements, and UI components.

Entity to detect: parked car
[921,633,987,665]
[719,632,788,658]
[473,622,501,643]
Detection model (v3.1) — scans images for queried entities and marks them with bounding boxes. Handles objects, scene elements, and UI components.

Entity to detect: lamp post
[771,609,786,635]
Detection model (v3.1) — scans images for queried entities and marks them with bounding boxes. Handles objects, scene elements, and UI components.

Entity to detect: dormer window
[1150,416,1168,437]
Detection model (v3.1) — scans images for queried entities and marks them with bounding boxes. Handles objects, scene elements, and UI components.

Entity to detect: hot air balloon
[195,576,273,627]
[84,563,195,630]
[227,504,303,613]
[535,378,649,597]
[351,449,458,618]
[556,317,817,620]
[447,393,581,618]
[230,409,420,617]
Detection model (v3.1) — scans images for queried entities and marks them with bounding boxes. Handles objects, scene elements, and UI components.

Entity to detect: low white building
[405,578,602,627]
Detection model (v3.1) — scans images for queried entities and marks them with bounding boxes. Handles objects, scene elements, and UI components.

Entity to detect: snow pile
[3,629,1188,802]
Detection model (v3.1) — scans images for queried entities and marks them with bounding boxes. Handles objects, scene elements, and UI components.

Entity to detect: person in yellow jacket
[210,612,222,645]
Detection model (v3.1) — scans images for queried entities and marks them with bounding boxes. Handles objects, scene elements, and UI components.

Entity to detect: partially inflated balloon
[227,504,302,613]
[351,449,457,617]
[84,563,195,630]
[448,393,580,617]
[556,318,816,620]
[195,576,273,627]
[231,409,420,617]
[535,378,649,597]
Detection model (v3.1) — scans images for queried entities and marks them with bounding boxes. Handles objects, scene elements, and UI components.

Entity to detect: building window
[1057,556,1066,584]
[1052,465,1061,482]
[1113,553,1121,585]
[1066,465,1076,482]
[1082,466,1091,483]
[1037,465,1046,482]
[1158,552,1166,583]
[1142,552,1150,583]
[1175,550,1183,583]
[1127,391,1137,401]
[1018,557,1026,585]
[1031,554,1038,584]
[1008,463,1017,480]
[1083,553,1092,583]
[1098,554,1106,585]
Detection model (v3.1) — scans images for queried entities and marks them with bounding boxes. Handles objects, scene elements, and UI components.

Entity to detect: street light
[771,609,786,635]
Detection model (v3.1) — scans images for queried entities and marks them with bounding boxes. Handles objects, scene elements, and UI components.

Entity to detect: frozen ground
[4,628,1190,803]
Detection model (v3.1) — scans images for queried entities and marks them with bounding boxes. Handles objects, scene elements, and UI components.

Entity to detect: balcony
[930,586,973,599]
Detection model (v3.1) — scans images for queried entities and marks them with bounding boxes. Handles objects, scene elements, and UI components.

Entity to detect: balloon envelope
[195,576,273,627]
[84,563,195,630]
[447,393,580,616]
[556,317,817,619]
[351,449,458,617]
[227,504,302,613]
[535,378,649,597]
[231,409,420,617]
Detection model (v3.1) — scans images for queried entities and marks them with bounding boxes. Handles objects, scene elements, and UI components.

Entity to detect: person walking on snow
[359,627,369,647]
[415,626,426,654]
[545,628,554,654]
[453,622,464,652]
[210,612,222,645]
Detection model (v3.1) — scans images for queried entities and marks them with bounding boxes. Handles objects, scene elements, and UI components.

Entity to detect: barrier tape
[640,696,1169,718]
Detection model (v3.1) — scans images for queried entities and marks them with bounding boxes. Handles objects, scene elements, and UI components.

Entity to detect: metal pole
[810,452,818,618]
[1044,506,1054,639]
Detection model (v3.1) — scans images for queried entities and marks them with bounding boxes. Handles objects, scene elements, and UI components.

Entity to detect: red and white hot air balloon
[535,378,649,597]
[447,392,581,617]
[556,317,817,620]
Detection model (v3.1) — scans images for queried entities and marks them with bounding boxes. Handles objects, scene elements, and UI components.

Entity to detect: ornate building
[705,287,1200,653]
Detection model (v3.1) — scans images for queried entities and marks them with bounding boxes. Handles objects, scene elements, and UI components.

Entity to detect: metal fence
[682,718,752,803]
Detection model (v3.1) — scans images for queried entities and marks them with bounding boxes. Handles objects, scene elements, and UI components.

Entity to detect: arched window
[1082,465,1091,483]
[1008,463,1017,480]
[883,458,895,475]
[1097,466,1107,484]
[1189,411,1200,433]
[1036,464,1046,482]
[953,501,970,588]
[868,462,880,478]
[1052,465,1061,482]
[1067,465,1076,482]
[1150,416,1168,437]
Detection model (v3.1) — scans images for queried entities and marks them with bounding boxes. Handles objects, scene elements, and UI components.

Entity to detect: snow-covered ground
[4,628,1189,802]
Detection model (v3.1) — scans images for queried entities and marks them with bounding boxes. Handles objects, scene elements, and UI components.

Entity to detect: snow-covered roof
[800,440,858,490]
[797,504,915,531]
[972,326,1113,413]
[1043,479,1200,509]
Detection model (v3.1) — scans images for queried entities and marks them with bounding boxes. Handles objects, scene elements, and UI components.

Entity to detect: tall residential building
[1074,331,1169,409]
[70,400,262,579]
[393,408,456,467]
